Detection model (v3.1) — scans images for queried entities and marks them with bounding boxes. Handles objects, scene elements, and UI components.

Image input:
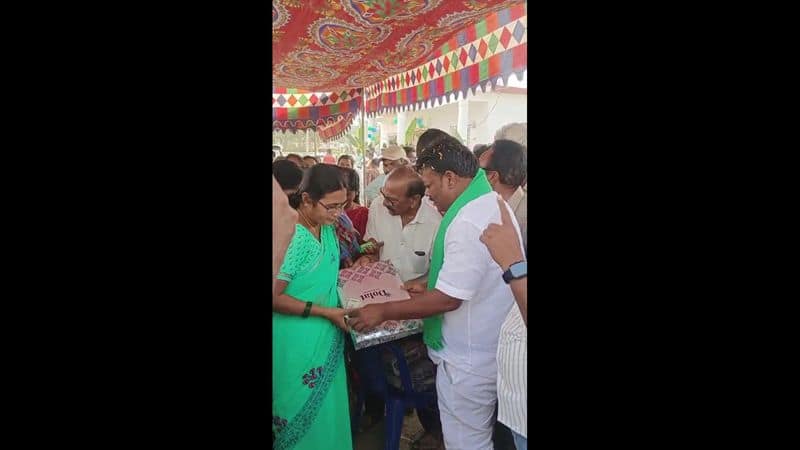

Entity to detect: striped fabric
[497,304,527,437]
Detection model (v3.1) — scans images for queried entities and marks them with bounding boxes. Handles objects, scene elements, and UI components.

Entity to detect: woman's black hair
[272,159,304,191]
[337,166,361,204]
[289,163,347,209]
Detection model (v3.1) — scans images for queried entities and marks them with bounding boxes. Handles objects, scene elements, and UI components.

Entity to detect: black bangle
[302,301,313,318]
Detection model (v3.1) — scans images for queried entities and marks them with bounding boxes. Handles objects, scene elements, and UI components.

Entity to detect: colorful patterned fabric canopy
[364,4,526,116]
[272,0,527,134]
[272,88,361,136]
[317,115,356,142]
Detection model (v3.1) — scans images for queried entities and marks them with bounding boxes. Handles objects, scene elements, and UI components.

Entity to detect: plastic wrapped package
[338,261,423,350]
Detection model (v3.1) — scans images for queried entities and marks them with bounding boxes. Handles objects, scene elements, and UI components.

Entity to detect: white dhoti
[434,359,497,450]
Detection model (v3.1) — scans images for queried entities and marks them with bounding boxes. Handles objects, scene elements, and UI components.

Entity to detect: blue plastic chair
[351,340,437,450]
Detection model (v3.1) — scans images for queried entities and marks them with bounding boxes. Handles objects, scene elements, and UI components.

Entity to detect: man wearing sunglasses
[478,139,528,450]
[478,139,527,251]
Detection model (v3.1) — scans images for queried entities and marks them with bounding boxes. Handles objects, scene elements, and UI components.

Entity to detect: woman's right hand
[361,238,384,255]
[341,256,354,269]
[352,254,373,267]
[325,308,350,333]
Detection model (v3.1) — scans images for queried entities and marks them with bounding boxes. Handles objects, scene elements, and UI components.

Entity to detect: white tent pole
[361,87,367,202]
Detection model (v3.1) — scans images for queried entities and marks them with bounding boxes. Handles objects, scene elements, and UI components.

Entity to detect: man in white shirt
[489,125,528,450]
[481,194,528,450]
[495,122,527,192]
[364,166,442,283]
[479,139,528,251]
[348,136,524,450]
[363,165,444,447]
[363,144,409,207]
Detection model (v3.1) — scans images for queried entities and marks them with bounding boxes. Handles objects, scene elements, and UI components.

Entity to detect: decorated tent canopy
[317,115,357,142]
[363,5,527,116]
[272,88,362,138]
[272,0,527,139]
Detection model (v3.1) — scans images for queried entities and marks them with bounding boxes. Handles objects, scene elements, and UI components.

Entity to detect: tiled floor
[353,409,425,450]
[353,411,517,450]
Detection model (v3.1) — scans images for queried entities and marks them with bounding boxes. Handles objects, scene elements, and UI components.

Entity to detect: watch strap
[502,260,527,284]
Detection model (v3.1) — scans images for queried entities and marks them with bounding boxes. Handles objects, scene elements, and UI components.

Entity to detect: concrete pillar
[457,99,470,146]
[397,111,409,146]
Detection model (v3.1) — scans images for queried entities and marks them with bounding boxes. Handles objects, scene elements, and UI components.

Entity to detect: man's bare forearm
[406,273,428,286]
[382,290,460,320]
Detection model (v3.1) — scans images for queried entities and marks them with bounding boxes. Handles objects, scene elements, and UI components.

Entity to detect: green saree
[273,224,352,450]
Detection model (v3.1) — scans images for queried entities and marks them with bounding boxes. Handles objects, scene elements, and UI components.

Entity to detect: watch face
[509,262,527,278]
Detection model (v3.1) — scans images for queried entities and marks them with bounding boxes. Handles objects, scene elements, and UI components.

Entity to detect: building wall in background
[404,91,526,148]
[372,70,527,149]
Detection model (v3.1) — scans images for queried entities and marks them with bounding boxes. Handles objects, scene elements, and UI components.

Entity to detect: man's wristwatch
[502,261,527,284]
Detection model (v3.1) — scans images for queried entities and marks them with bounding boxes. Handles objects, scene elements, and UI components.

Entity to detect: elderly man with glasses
[363,165,441,283]
[362,165,445,448]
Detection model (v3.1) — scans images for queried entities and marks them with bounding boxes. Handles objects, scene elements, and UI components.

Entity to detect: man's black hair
[338,154,355,166]
[416,128,450,153]
[272,159,304,191]
[303,155,319,163]
[407,177,425,198]
[415,135,478,178]
[389,167,426,199]
[484,139,527,187]
[473,144,490,159]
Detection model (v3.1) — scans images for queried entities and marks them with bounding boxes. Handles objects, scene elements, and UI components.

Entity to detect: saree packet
[338,261,423,350]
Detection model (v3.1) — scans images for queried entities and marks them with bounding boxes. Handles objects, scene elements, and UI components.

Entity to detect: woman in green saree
[272,164,353,450]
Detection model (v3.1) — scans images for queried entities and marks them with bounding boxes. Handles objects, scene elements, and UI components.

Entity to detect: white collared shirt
[429,192,524,380]
[507,186,527,251]
[364,198,442,283]
[497,304,527,437]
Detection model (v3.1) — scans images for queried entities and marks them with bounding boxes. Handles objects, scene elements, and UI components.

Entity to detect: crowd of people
[272,123,528,450]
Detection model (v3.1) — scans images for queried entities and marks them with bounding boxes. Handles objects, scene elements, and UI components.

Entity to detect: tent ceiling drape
[272,0,527,137]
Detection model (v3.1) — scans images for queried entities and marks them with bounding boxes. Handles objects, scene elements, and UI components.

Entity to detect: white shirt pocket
[409,250,428,273]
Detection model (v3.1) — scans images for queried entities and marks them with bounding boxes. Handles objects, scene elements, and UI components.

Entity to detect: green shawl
[424,168,492,350]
